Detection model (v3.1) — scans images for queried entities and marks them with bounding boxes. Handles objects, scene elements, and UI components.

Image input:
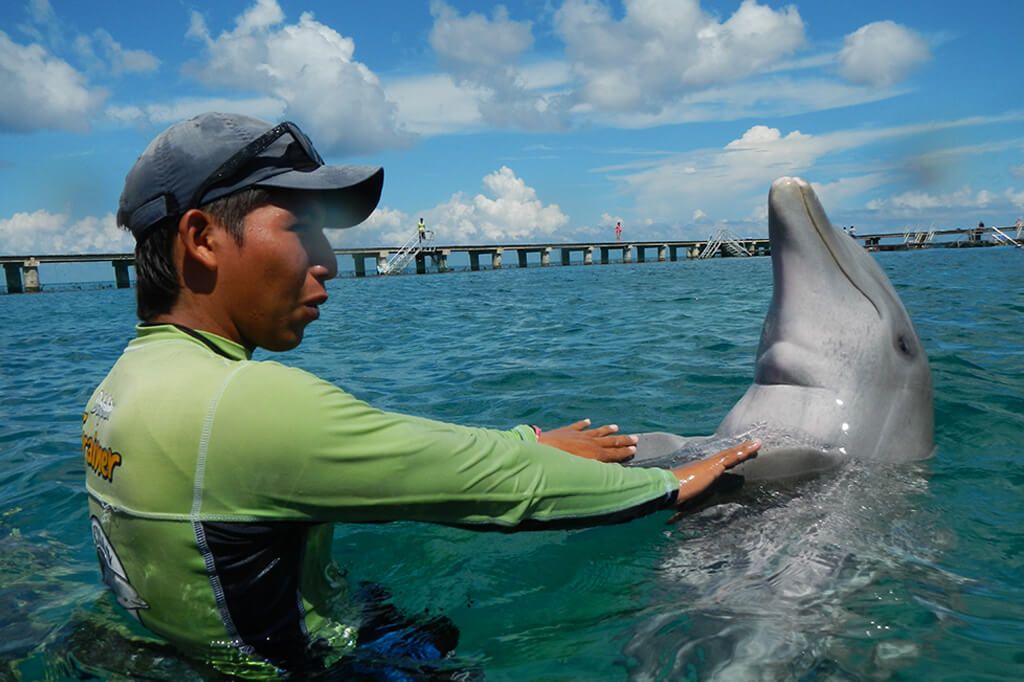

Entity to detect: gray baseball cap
[118,112,384,241]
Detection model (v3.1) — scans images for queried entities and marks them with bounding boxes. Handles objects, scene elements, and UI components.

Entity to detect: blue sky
[1,0,1023,256]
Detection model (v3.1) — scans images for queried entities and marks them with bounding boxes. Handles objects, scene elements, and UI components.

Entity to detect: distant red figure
[615,221,622,241]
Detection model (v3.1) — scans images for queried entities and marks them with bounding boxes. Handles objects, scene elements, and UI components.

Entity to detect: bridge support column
[4,263,23,293]
[561,248,570,266]
[518,250,528,268]
[469,252,480,271]
[23,258,40,292]
[688,245,701,259]
[415,253,426,274]
[669,245,679,261]
[113,260,131,288]
[541,247,551,266]
[583,246,593,265]
[491,249,503,269]
[434,250,450,272]
[600,247,609,264]
[352,254,368,277]
[658,245,667,262]
[376,252,388,275]
[636,246,646,263]
[623,246,633,263]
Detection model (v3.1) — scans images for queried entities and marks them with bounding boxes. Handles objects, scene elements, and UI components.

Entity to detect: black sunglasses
[189,121,324,210]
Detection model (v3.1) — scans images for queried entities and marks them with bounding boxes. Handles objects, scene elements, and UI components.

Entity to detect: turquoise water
[1,247,1022,680]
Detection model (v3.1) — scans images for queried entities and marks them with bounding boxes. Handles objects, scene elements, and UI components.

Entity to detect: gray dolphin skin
[635,176,934,480]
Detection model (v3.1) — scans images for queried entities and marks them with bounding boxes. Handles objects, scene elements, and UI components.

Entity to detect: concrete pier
[2,224,1018,291]
[3,254,135,293]
[517,247,552,267]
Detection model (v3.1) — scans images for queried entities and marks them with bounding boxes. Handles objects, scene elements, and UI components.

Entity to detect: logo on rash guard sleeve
[89,391,115,420]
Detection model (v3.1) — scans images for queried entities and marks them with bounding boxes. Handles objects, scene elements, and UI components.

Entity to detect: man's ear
[178,209,221,270]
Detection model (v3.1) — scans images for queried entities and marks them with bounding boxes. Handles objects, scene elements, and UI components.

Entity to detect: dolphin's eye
[897,335,914,356]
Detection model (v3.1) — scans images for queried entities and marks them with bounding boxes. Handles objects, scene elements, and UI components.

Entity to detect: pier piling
[114,261,131,289]
[4,263,23,293]
[23,258,40,292]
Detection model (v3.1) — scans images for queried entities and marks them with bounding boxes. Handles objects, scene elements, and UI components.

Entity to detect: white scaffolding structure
[990,225,1023,248]
[698,228,752,259]
[378,230,434,275]
[903,228,936,246]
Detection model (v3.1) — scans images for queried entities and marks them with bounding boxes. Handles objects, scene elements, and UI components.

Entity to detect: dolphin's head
[718,177,933,479]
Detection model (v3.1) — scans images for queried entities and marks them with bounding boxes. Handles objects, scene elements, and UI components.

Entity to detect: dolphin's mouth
[770,177,883,320]
[797,183,882,318]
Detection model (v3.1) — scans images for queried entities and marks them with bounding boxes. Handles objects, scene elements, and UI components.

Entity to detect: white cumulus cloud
[105,97,285,126]
[428,1,566,130]
[0,31,106,132]
[599,212,623,227]
[1006,188,1024,211]
[430,1,532,69]
[0,210,131,254]
[554,0,805,113]
[340,206,411,246]
[838,21,930,88]
[426,166,569,242]
[385,72,486,136]
[74,29,159,75]
[866,186,993,212]
[330,168,568,246]
[185,0,412,155]
[17,0,61,47]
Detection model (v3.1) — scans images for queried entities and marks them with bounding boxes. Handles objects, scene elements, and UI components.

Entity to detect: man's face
[216,197,338,352]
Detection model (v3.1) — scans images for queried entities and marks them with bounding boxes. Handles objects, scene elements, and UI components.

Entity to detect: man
[82,113,758,677]
[417,217,427,241]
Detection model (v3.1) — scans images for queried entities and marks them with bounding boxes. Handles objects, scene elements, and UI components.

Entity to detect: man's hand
[537,419,638,462]
[670,440,761,505]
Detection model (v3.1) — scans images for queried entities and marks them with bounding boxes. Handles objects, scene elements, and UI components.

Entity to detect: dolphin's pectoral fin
[633,432,694,462]
[632,432,722,469]
[633,431,768,470]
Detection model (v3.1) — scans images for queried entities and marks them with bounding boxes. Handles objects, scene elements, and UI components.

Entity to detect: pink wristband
[531,425,542,438]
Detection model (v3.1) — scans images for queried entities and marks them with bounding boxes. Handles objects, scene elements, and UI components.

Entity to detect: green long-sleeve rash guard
[82,324,679,675]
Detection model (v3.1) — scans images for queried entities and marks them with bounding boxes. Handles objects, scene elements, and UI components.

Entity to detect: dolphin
[620,177,940,679]
[634,176,934,480]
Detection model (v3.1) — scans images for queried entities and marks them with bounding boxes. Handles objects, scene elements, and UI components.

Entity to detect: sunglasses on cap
[189,121,325,211]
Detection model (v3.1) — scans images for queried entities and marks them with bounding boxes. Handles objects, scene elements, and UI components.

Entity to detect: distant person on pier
[417,217,427,242]
[82,112,759,679]
[615,220,622,241]
[975,221,985,241]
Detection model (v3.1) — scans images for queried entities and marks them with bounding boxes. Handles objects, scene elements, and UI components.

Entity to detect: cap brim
[256,165,384,229]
